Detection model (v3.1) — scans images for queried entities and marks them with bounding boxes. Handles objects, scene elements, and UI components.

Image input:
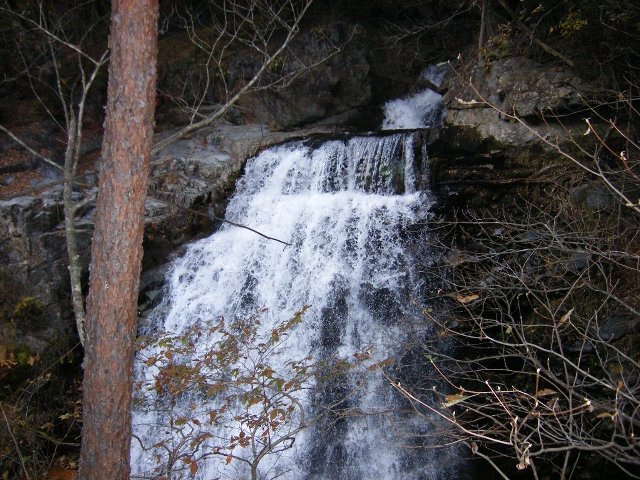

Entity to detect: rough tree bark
[78,1,158,479]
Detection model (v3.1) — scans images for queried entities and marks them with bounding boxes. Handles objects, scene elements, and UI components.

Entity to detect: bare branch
[1,404,33,480]
[152,0,314,154]
[0,123,63,171]
[148,194,291,247]
[0,3,106,66]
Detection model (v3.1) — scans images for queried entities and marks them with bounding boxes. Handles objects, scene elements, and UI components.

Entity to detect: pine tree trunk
[78,1,158,478]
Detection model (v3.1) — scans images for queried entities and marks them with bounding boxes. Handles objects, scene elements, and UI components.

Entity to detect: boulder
[444,55,596,118]
[438,55,596,157]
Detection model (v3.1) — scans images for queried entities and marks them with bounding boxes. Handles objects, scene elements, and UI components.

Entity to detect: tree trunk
[78,1,158,479]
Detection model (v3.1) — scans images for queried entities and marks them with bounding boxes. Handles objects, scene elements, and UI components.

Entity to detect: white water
[132,132,462,479]
[381,63,448,130]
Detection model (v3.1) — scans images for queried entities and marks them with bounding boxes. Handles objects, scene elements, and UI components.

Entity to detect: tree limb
[0,124,63,172]
[1,404,32,480]
[151,0,314,155]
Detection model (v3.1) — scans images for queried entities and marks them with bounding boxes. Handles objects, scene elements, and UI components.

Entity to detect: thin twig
[148,195,291,246]
[1,404,33,480]
[151,0,314,154]
[467,442,511,480]
[0,4,105,65]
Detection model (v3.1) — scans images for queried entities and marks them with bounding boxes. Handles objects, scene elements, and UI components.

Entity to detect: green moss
[269,56,285,74]
[553,10,588,37]
[12,296,47,331]
[13,344,38,366]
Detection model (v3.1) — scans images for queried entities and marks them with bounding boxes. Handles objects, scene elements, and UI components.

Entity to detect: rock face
[0,37,607,357]
[0,189,90,353]
[236,23,373,130]
[160,19,441,132]
[428,55,597,204]
[447,56,595,117]
[442,55,595,148]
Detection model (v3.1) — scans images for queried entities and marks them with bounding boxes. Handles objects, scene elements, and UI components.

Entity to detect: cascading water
[381,63,448,131]
[132,86,465,479]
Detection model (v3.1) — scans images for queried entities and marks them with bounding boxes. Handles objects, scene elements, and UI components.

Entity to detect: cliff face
[0,49,607,357]
[0,3,471,359]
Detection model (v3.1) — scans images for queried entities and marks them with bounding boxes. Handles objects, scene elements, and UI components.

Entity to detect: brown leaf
[557,308,574,326]
[455,293,479,304]
[441,393,469,408]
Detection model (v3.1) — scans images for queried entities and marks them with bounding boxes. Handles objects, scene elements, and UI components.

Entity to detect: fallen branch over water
[148,195,291,247]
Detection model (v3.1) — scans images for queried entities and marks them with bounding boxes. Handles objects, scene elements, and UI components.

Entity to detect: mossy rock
[12,296,47,332]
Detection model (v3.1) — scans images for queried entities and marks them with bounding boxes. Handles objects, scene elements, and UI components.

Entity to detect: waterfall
[131,131,465,480]
[381,63,448,131]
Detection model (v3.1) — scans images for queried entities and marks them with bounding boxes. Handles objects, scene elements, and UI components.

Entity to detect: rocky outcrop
[428,55,597,204]
[447,56,595,117]
[155,18,435,132]
[0,189,90,353]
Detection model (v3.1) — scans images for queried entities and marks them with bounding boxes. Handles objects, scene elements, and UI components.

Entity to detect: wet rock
[138,264,170,315]
[436,55,596,170]
[428,55,598,203]
[443,107,540,150]
[0,120,341,353]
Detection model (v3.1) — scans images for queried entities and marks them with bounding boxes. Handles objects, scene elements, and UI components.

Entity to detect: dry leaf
[595,412,615,420]
[441,393,469,408]
[557,308,574,326]
[455,293,479,304]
